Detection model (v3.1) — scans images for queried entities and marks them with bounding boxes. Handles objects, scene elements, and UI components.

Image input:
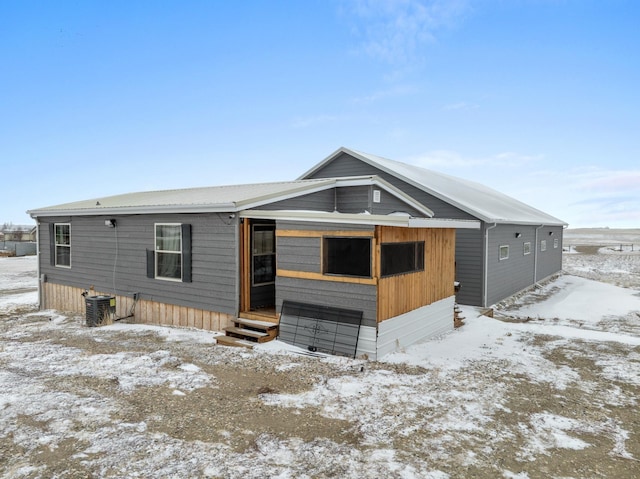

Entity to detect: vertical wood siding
[377,226,456,323]
[42,282,233,330]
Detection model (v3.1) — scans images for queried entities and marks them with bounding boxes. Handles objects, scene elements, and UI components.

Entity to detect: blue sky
[2,0,638,228]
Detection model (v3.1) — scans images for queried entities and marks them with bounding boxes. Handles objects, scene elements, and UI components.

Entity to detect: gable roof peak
[301,147,567,226]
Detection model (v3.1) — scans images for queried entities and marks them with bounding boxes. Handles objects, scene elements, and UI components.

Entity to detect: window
[523,242,531,255]
[554,238,559,249]
[323,237,371,277]
[541,240,547,252]
[147,224,191,282]
[155,223,183,280]
[381,241,424,277]
[54,223,71,267]
[499,245,509,260]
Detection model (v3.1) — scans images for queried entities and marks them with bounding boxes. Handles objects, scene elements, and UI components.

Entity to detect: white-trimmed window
[54,223,71,267]
[147,223,192,282]
[499,245,509,260]
[541,240,547,252]
[554,238,559,249]
[155,223,183,280]
[523,242,531,255]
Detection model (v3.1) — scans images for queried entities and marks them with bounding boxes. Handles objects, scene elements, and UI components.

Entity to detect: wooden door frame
[240,218,251,313]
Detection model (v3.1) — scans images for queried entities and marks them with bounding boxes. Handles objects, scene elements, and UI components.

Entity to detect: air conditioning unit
[85,295,116,327]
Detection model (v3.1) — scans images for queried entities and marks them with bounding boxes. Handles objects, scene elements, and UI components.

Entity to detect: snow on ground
[1,244,639,478]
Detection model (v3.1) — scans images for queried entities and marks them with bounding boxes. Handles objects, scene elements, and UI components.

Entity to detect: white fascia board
[408,218,481,229]
[234,179,337,210]
[296,146,345,180]
[240,209,411,227]
[242,210,479,229]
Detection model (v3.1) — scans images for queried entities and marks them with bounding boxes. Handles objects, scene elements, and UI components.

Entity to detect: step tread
[224,326,269,339]
[215,335,255,349]
[233,317,279,330]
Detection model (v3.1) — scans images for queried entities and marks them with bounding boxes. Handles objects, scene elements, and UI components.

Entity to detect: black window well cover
[278,301,363,358]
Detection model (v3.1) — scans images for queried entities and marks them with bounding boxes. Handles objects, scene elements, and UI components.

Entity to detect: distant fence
[0,241,37,257]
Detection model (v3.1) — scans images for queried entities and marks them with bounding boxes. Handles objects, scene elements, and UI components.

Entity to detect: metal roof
[300,147,568,226]
[27,175,434,219]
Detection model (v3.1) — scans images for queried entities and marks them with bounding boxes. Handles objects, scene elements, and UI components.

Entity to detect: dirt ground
[1,248,639,478]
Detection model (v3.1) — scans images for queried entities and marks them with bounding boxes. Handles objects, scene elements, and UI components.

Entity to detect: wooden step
[224,326,274,343]
[233,317,279,331]
[215,335,255,349]
[239,311,279,323]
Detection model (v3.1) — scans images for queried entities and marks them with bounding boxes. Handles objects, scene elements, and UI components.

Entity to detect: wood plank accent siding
[277,269,377,285]
[42,282,233,331]
[376,226,455,323]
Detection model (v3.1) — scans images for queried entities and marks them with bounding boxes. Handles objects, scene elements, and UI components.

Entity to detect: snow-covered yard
[1,232,639,478]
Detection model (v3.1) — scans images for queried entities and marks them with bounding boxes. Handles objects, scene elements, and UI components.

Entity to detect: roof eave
[241,209,479,229]
[28,203,239,218]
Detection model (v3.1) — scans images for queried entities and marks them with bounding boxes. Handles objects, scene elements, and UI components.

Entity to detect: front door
[241,219,276,312]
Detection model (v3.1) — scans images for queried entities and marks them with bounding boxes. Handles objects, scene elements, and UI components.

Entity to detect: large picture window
[323,237,371,277]
[54,223,71,267]
[381,241,424,277]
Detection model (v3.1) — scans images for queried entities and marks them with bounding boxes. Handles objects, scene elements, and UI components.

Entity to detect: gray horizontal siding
[454,228,484,306]
[486,224,537,305]
[485,225,563,305]
[336,186,369,214]
[38,213,238,315]
[257,188,335,211]
[276,277,377,328]
[307,152,478,221]
[536,226,563,281]
[276,236,321,273]
[258,185,426,218]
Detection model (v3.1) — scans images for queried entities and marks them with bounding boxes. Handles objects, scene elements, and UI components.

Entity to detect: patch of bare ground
[2,252,640,477]
[110,366,360,452]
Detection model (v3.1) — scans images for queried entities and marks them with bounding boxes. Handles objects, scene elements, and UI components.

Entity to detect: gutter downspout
[35,220,42,310]
[534,224,544,284]
[483,222,498,307]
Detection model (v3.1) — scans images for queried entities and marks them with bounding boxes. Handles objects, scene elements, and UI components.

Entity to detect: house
[299,148,567,307]
[28,175,479,360]
[1,224,37,242]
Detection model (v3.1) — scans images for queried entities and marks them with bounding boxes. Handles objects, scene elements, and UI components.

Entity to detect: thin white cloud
[341,0,471,65]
